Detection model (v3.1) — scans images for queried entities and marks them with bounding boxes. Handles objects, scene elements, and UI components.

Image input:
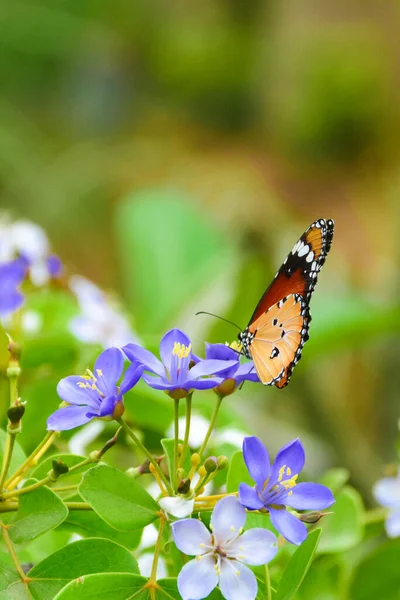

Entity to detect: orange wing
[248,294,310,388]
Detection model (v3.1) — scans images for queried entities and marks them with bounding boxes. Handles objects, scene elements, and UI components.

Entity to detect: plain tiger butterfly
[238,218,334,388]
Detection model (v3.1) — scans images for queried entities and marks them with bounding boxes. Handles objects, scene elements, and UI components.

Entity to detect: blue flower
[172,496,278,600]
[202,343,259,397]
[373,469,400,538]
[47,347,143,431]
[0,258,26,317]
[238,436,335,545]
[123,329,237,400]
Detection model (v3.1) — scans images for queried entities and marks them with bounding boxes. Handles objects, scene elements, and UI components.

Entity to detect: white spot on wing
[298,244,309,257]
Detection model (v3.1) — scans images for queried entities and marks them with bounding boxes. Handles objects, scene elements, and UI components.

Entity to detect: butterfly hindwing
[239,218,334,388]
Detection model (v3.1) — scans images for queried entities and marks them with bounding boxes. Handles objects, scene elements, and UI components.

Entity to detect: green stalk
[198,396,223,458]
[173,398,180,491]
[117,418,173,494]
[0,434,16,492]
[178,393,192,472]
[5,431,55,489]
[1,475,52,500]
[265,564,272,600]
[149,515,166,583]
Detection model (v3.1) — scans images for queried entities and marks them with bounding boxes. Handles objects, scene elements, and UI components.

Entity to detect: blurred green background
[0,0,399,503]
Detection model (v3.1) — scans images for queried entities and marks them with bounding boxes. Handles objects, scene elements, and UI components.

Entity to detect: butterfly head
[238,328,254,359]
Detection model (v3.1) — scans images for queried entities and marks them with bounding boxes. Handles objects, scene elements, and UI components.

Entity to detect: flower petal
[142,373,177,391]
[57,376,99,409]
[0,288,24,316]
[184,377,222,390]
[270,438,305,485]
[47,406,93,431]
[235,363,260,383]
[172,518,212,554]
[373,475,400,508]
[94,347,124,396]
[206,343,238,361]
[189,359,238,378]
[269,508,307,545]
[243,437,271,488]
[286,483,335,510]
[98,395,118,418]
[238,483,264,510]
[47,254,63,277]
[177,556,218,600]
[211,497,246,545]
[386,508,400,538]
[160,496,195,518]
[227,528,278,565]
[120,361,144,395]
[160,329,191,374]
[219,559,258,600]
[123,343,165,377]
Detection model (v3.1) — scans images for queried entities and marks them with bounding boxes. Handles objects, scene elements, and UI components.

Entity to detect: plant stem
[198,396,223,459]
[178,393,192,472]
[117,418,172,494]
[265,564,272,600]
[1,521,32,597]
[173,398,179,490]
[1,475,52,500]
[149,514,166,583]
[5,431,56,490]
[65,502,92,510]
[52,484,78,492]
[363,507,388,524]
[0,433,16,492]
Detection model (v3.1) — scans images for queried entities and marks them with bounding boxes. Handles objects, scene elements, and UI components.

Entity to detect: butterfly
[238,218,334,388]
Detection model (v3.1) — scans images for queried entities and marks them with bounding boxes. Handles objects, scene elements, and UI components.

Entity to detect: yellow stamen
[96,369,103,377]
[172,342,192,359]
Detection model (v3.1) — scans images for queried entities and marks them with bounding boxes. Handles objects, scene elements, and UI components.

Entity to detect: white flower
[373,469,400,538]
[159,495,195,518]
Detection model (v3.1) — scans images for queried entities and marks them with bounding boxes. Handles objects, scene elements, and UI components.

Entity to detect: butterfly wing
[243,218,334,388]
[249,294,310,387]
[249,218,334,324]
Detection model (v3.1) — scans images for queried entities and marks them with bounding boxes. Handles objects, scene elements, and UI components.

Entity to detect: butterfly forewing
[240,218,334,388]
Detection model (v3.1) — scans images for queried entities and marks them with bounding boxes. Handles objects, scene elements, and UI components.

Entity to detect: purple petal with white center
[120,361,144,395]
[0,288,24,316]
[219,559,258,600]
[189,359,238,378]
[47,406,94,431]
[94,347,124,397]
[172,519,212,555]
[123,343,165,377]
[235,363,260,383]
[243,437,271,488]
[386,508,400,538]
[211,496,246,545]
[227,528,278,565]
[98,395,118,417]
[47,254,63,277]
[269,508,308,545]
[57,376,100,409]
[270,438,305,486]
[206,343,239,361]
[286,482,335,510]
[238,483,264,510]
[160,329,191,374]
[373,475,400,508]
[177,556,218,600]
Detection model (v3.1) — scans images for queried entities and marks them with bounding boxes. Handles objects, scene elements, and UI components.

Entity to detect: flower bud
[217,455,229,470]
[8,340,22,361]
[198,465,207,478]
[204,457,218,473]
[7,403,25,425]
[176,468,186,480]
[177,478,191,494]
[52,459,69,476]
[299,511,327,524]
[190,453,201,467]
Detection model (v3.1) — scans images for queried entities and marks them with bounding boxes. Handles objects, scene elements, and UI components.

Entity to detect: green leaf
[31,454,90,497]
[79,465,159,531]
[115,190,232,334]
[8,479,68,543]
[275,529,321,600]
[318,485,364,553]
[161,438,191,482]
[0,555,19,592]
[0,429,26,477]
[319,468,350,495]
[27,538,139,600]
[53,574,147,600]
[349,538,400,600]
[226,451,253,493]
[62,510,142,550]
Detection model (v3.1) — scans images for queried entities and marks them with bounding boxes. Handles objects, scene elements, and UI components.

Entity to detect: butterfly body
[239,218,334,388]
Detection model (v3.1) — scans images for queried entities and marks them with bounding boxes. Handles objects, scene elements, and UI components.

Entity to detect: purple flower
[172,496,278,600]
[239,437,335,545]
[123,329,237,400]
[0,258,26,317]
[373,469,400,538]
[47,347,143,431]
[203,343,259,397]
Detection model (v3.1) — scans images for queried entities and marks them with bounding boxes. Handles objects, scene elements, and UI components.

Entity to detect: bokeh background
[1,1,399,505]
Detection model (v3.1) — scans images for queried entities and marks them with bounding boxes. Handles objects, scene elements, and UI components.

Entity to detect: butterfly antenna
[195,311,242,332]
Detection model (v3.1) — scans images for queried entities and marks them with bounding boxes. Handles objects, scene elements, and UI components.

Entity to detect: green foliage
[161,438,191,481]
[275,529,321,600]
[79,465,159,531]
[318,486,365,553]
[53,574,147,600]
[8,479,68,543]
[226,450,254,492]
[349,538,400,600]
